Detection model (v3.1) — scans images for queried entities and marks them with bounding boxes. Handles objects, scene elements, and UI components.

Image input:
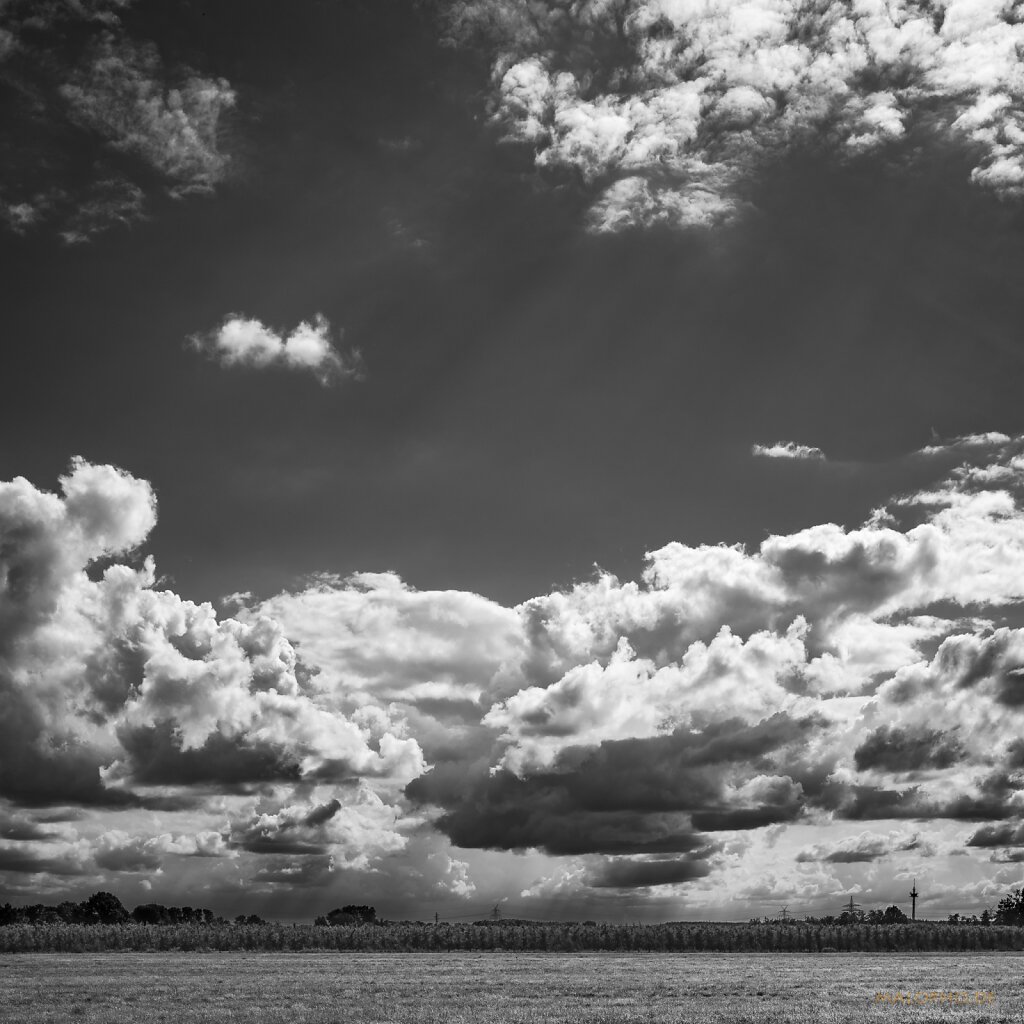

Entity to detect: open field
[0,952,1022,1023]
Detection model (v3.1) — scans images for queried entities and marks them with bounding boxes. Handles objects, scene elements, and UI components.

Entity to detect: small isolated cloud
[442,0,1024,231]
[752,442,826,460]
[193,314,363,385]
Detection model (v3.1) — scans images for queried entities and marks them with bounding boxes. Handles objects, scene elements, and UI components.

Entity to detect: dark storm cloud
[584,855,713,889]
[854,725,965,773]
[302,799,342,828]
[407,715,814,854]
[966,822,1024,849]
[441,0,1024,231]
[0,811,62,843]
[407,761,706,855]
[0,846,89,876]
[831,772,1023,823]
[796,831,931,864]
[114,723,303,791]
[0,0,234,239]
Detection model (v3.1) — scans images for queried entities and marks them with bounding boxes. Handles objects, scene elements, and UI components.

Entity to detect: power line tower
[910,879,918,922]
[842,896,860,918]
[491,904,501,922]
[777,906,790,923]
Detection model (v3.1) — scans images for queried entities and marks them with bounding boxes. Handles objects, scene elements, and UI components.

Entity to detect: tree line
[3,889,1024,953]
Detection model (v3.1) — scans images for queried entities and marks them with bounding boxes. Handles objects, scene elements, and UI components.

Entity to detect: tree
[995,888,1024,926]
[342,905,376,923]
[80,892,129,924]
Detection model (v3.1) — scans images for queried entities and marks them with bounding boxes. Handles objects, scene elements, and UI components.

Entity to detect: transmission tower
[910,879,918,922]
[842,896,860,917]
[491,904,501,922]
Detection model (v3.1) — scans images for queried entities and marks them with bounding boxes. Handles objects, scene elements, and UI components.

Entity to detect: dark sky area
[5,0,1024,607]
[4,0,1024,922]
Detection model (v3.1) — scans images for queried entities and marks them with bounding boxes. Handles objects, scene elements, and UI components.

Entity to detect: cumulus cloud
[442,0,1024,230]
[0,458,423,814]
[192,314,364,385]
[401,432,1024,895]
[228,785,406,870]
[14,433,1024,908]
[752,441,826,460]
[0,1,235,239]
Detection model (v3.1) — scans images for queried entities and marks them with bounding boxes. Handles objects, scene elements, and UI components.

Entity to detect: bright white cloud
[752,441,826,460]
[445,0,1024,230]
[194,314,363,385]
[0,459,422,816]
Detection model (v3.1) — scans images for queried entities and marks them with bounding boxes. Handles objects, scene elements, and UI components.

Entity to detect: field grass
[0,952,1022,1023]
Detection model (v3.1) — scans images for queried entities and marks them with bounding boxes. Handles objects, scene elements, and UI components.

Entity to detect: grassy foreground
[0,951,1022,1023]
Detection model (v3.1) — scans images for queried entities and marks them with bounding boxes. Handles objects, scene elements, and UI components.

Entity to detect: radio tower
[910,879,918,922]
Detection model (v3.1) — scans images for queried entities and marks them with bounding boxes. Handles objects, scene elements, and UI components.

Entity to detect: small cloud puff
[752,442,826,460]
[193,314,363,386]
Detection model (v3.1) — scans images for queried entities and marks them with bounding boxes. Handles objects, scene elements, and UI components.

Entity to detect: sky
[4,0,1024,924]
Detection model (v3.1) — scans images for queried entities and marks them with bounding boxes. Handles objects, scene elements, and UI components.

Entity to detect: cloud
[59,33,235,197]
[752,442,826,460]
[15,434,1024,906]
[0,1,235,239]
[966,822,1024,848]
[94,829,232,872]
[854,725,965,773]
[796,830,933,864]
[583,854,713,888]
[0,459,423,813]
[192,314,364,385]
[401,433,1024,890]
[442,0,1024,230]
[227,785,406,869]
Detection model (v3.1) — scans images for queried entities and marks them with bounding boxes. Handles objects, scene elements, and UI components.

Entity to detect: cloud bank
[442,0,1024,229]
[192,314,363,385]
[8,435,1024,914]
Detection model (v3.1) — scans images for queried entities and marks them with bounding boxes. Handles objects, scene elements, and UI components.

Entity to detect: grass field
[1,952,1023,1023]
